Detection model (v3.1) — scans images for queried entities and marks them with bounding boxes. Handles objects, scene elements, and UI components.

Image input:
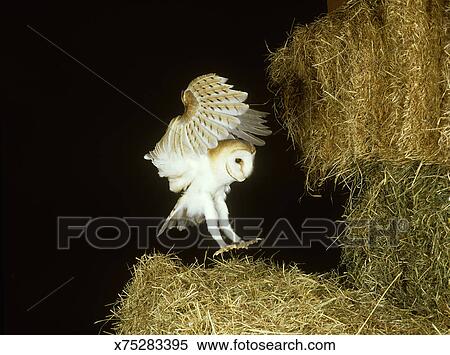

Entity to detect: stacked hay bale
[112,254,446,334]
[268,0,449,323]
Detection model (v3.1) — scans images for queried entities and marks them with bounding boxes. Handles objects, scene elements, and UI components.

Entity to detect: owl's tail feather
[157,200,184,236]
[157,195,202,236]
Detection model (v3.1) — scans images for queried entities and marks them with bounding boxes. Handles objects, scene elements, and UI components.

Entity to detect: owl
[144,73,271,254]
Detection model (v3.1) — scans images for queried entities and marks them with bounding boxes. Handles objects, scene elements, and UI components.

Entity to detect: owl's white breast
[186,154,230,195]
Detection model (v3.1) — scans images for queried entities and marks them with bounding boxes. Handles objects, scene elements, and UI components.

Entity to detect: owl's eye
[235,158,243,164]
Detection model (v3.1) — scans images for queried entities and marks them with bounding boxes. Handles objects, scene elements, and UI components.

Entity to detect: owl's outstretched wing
[145,73,271,161]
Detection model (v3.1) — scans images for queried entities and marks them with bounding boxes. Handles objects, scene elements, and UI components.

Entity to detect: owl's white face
[224,149,255,182]
[207,140,256,186]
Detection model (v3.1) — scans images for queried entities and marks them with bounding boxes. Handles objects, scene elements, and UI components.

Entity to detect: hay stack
[269,0,449,186]
[268,0,449,320]
[112,254,447,334]
[341,163,450,316]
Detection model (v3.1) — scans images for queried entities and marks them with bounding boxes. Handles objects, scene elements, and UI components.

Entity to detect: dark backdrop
[3,0,348,334]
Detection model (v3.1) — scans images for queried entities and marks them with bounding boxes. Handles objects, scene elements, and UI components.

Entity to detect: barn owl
[144,73,271,255]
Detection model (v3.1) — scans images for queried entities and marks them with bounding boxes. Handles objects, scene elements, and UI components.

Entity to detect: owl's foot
[213,238,261,257]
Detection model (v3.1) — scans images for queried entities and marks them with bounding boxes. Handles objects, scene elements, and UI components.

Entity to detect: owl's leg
[203,196,227,248]
[214,192,241,244]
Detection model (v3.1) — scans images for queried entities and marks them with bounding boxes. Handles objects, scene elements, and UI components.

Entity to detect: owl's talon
[213,238,261,257]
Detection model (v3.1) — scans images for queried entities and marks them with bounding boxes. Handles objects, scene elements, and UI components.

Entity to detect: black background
[4,0,348,334]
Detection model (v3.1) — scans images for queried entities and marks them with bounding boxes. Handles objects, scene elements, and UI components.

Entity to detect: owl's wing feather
[146,73,271,162]
[228,109,270,146]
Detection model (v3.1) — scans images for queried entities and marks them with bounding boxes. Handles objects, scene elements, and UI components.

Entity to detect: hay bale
[268,0,449,187]
[267,0,450,320]
[341,163,450,318]
[111,254,447,334]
